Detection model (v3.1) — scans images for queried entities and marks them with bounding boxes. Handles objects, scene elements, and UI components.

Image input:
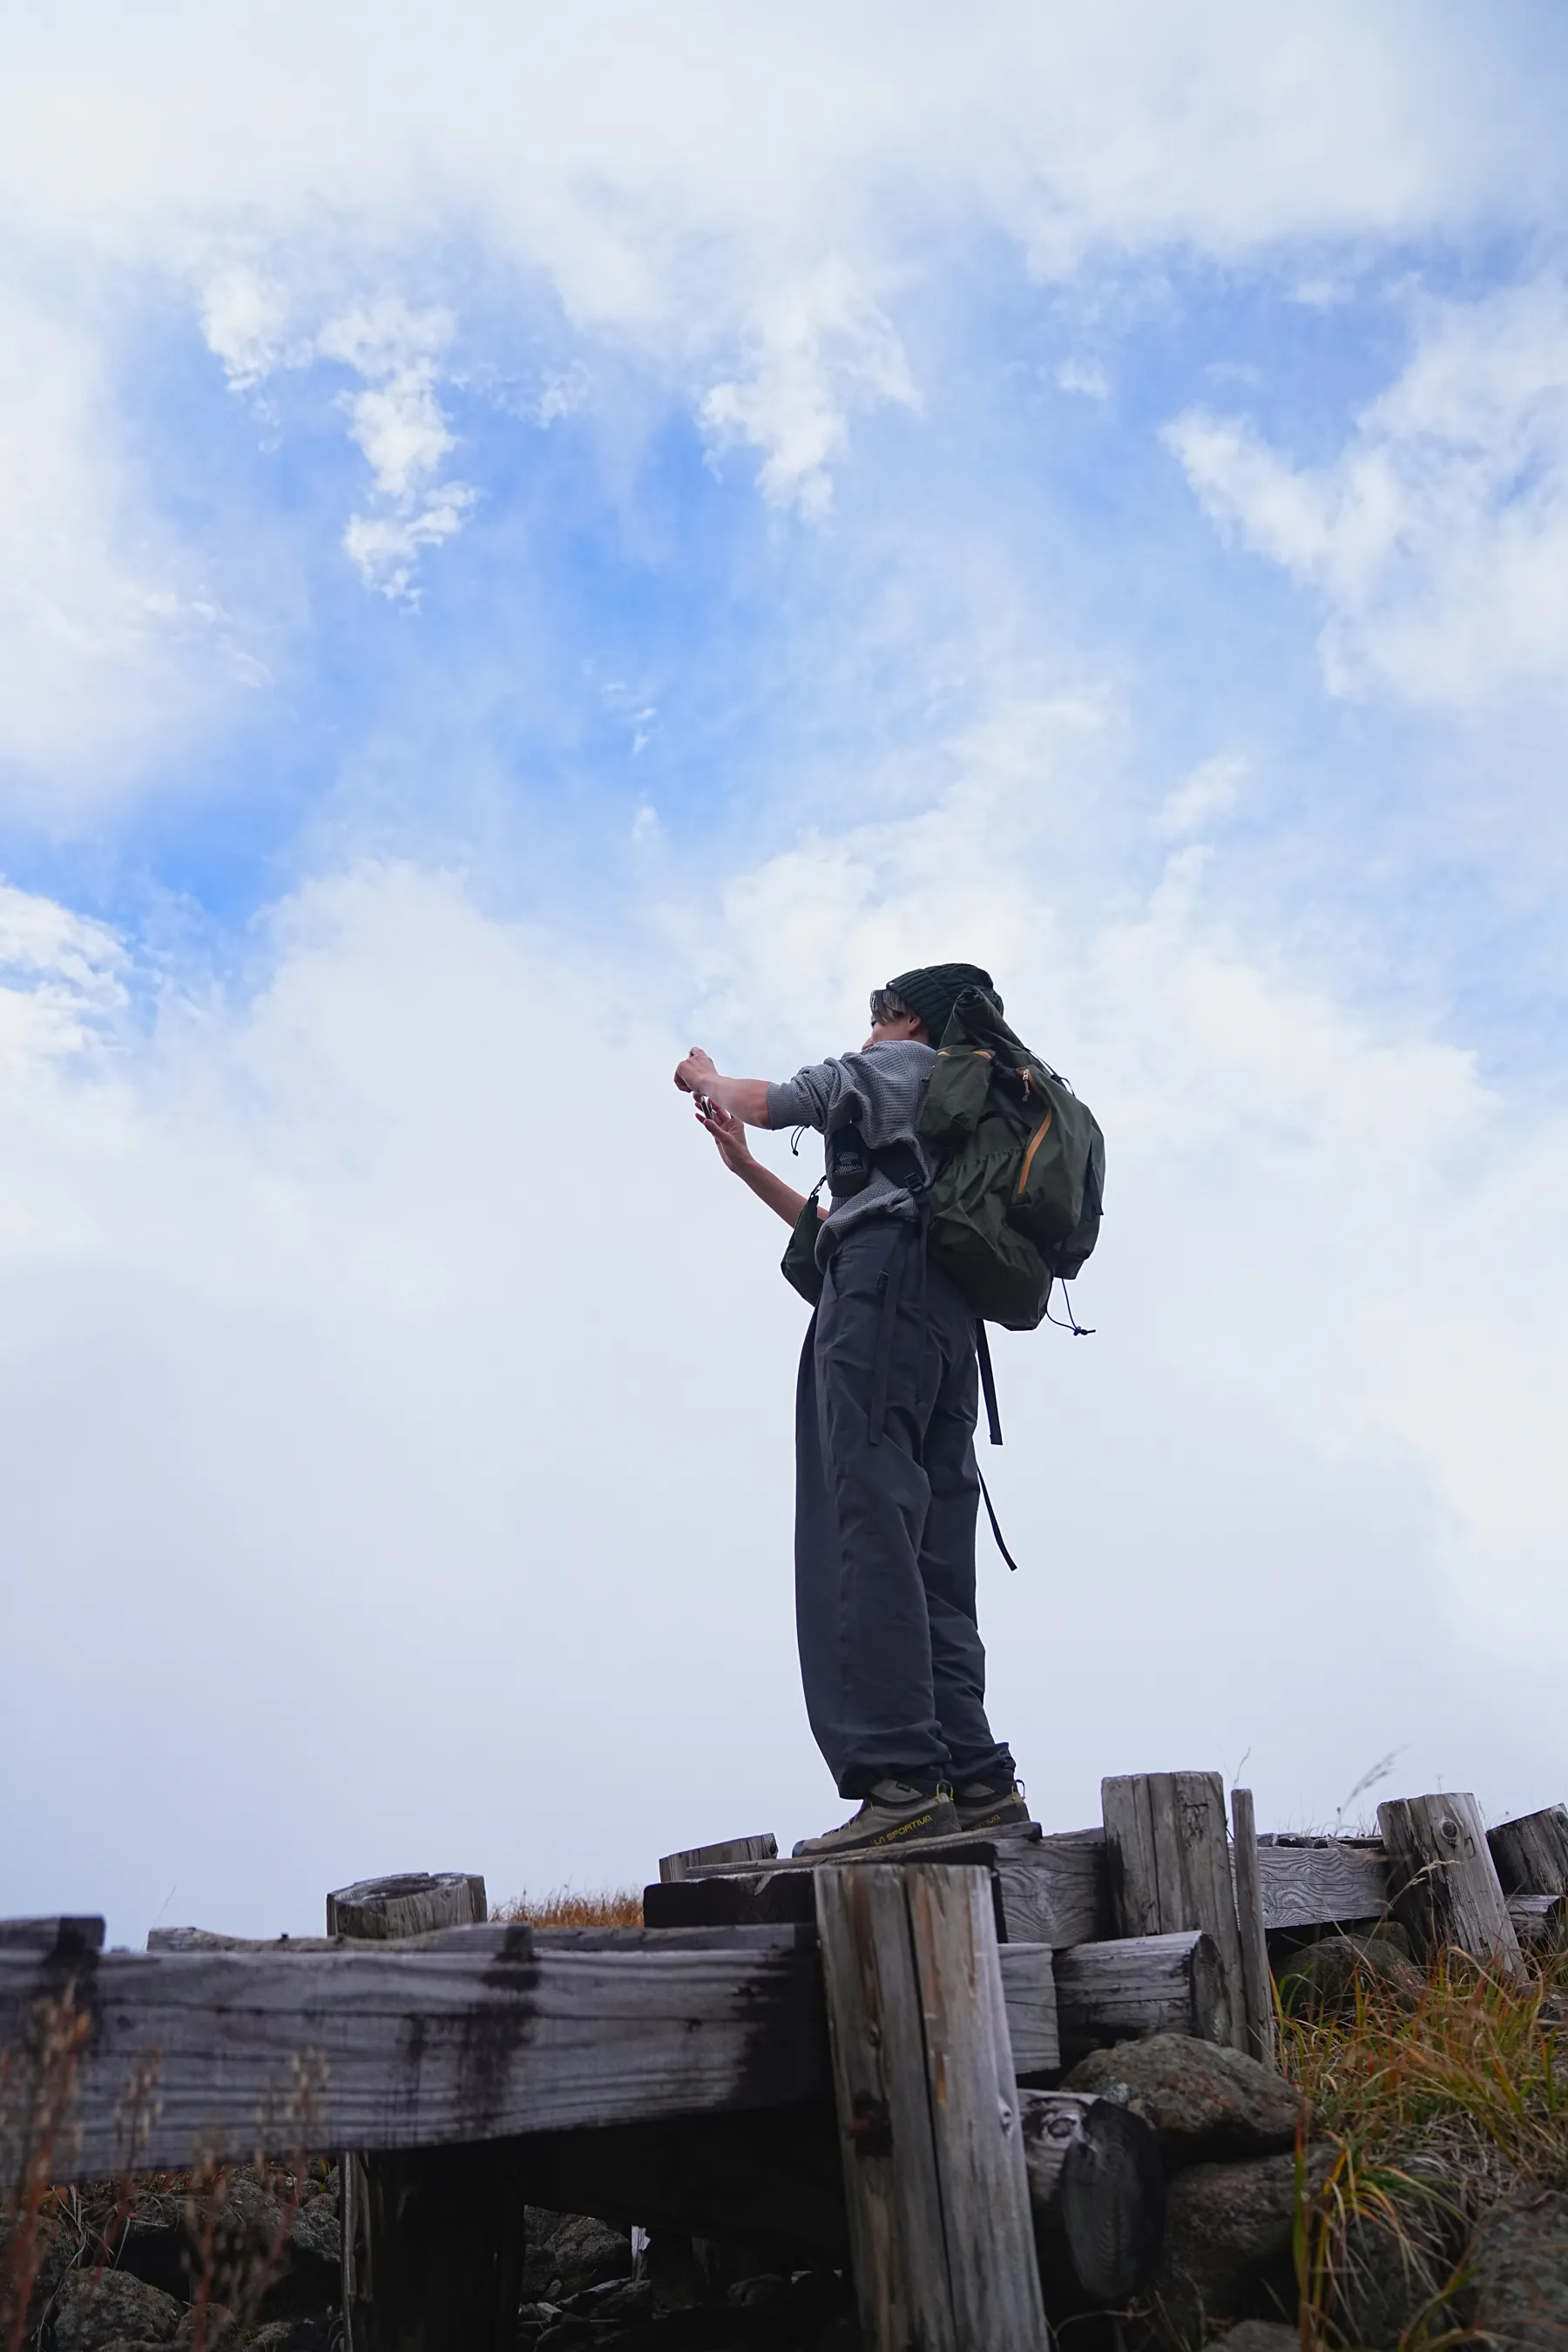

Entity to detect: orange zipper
[1017,1105,1052,1195]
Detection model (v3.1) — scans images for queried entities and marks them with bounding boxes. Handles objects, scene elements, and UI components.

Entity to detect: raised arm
[695,1102,817,1227]
[672,1047,771,1126]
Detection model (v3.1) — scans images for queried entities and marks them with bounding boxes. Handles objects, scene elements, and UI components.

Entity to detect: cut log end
[1022,2091,1165,2304]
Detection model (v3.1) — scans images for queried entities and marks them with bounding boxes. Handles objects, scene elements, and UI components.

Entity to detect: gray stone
[172,2304,236,2347]
[521,2210,633,2304]
[1214,2325,1298,2352]
[51,2271,183,2352]
[1322,2186,1465,2350]
[1278,1933,1424,2017]
[1468,2188,1568,2349]
[1063,2031,1304,2165]
[1147,2151,1333,2342]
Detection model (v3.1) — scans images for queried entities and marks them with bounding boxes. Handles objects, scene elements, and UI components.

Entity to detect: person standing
[674,964,1026,1855]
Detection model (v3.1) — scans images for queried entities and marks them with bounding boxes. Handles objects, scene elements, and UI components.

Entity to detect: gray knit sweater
[767,1040,939,1262]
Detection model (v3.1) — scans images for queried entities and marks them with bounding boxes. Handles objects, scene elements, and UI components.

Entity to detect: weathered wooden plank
[0,1918,105,1959]
[815,1865,1045,2352]
[995,1835,1109,1947]
[1488,1806,1568,1899]
[904,1866,1047,2350]
[996,1944,1060,2078]
[148,1923,812,1957]
[1020,2091,1165,2305]
[815,1864,955,2351]
[326,1874,486,1940]
[1054,1931,1226,2055]
[1230,1789,1277,2070]
[1254,1839,1390,1930]
[1103,1773,1246,2050]
[0,1938,830,2180]
[659,1835,779,1883]
[1377,1793,1526,1982]
[1508,1893,1567,1950]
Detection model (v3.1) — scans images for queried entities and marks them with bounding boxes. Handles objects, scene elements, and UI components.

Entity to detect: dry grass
[492,1888,644,1929]
[1279,1943,1568,2348]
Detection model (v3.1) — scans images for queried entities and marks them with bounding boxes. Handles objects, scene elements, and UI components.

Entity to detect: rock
[1063,2033,1304,2165]
[1467,2187,1568,2349]
[52,2271,184,2352]
[1147,2151,1328,2341]
[1278,1933,1424,2017]
[520,2210,634,2304]
[172,2304,236,2347]
[1214,2326,1298,2352]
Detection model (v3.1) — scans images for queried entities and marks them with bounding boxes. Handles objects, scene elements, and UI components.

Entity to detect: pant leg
[798,1220,950,1796]
[916,1263,1015,1788]
[793,1313,853,1781]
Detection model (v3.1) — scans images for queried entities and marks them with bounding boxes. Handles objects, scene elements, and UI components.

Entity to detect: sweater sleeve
[767,1057,862,1132]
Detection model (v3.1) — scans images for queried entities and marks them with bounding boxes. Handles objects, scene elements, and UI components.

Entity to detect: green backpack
[780,987,1104,1333]
[919,988,1105,1331]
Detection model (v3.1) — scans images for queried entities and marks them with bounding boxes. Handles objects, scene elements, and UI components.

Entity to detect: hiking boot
[791,1780,961,1858]
[953,1776,1033,1834]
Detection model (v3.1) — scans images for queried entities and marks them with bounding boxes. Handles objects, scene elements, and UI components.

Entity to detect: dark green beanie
[887,963,1001,1042]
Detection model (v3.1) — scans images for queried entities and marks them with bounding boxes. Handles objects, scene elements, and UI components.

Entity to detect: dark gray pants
[794,1218,1014,1799]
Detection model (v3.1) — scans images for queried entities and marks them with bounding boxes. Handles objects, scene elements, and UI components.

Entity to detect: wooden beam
[1508,1893,1567,1951]
[1254,1838,1389,1929]
[996,1945,1059,2078]
[1102,1774,1247,2050]
[1376,1793,1527,1983]
[1020,2092,1165,2305]
[1488,1807,1568,1899]
[0,1931,830,2181]
[1053,1931,1226,2056]
[814,1863,1046,2352]
[1229,1789,1277,2070]
[659,1835,778,1883]
[326,1876,487,1939]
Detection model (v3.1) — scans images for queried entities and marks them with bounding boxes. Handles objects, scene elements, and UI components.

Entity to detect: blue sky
[3,3,1568,1943]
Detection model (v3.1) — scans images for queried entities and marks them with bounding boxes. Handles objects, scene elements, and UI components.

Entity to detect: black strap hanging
[977,1468,1020,1573]
[973,1321,1021,1571]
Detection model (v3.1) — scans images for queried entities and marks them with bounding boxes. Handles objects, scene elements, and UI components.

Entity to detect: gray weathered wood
[1508,1893,1568,1950]
[1377,1793,1527,1982]
[814,1864,1046,2352]
[659,1834,779,1883]
[326,1874,486,1940]
[1020,2091,1165,2303]
[0,1917,105,1958]
[1103,1773,1247,2050]
[996,1944,1060,2077]
[147,1922,811,1957]
[1230,1788,1277,2070]
[815,1864,955,2350]
[1254,1838,1390,1929]
[0,1936,829,2181]
[1488,1806,1568,1899]
[1054,1931,1226,2055]
[995,1834,1109,1946]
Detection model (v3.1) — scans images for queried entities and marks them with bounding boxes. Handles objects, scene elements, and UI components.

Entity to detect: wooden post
[329,1872,524,2352]
[814,1862,1047,2352]
[1487,1806,1568,1898]
[1229,1788,1277,2070]
[659,1834,778,1883]
[1375,1794,1527,1984]
[1101,1773,1247,2051]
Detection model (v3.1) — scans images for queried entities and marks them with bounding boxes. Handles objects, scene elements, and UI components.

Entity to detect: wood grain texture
[1254,1841,1390,1930]
[1020,2092,1165,2304]
[1229,1790,1277,2070]
[996,1944,1060,2078]
[903,1865,1047,2351]
[325,1875,486,1941]
[659,1835,779,1883]
[1102,1774,1246,2051]
[1507,1893,1567,1950]
[1488,1807,1568,1899]
[1377,1793,1526,1982]
[1054,1932,1226,2056]
[815,1864,956,2352]
[0,1938,829,2180]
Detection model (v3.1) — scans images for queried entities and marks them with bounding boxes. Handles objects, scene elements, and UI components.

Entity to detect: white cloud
[1167,277,1568,705]
[700,258,916,518]
[1056,355,1110,399]
[1157,753,1246,837]
[314,301,476,598]
[201,267,305,389]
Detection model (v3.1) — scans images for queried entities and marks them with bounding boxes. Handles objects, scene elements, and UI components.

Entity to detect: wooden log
[1254,1838,1390,1929]
[1488,1806,1568,1898]
[326,1874,486,1939]
[659,1835,778,1883]
[1102,1774,1247,2051]
[997,1944,1060,2078]
[1508,1893,1568,1950]
[0,1917,105,1960]
[815,1863,1046,2352]
[1019,2091,1165,2304]
[0,1932,830,2181]
[1229,1789,1277,2070]
[1054,1931,1227,2055]
[1376,1793,1527,1983]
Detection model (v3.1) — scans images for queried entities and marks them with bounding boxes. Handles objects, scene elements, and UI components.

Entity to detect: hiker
[673,964,1027,1857]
